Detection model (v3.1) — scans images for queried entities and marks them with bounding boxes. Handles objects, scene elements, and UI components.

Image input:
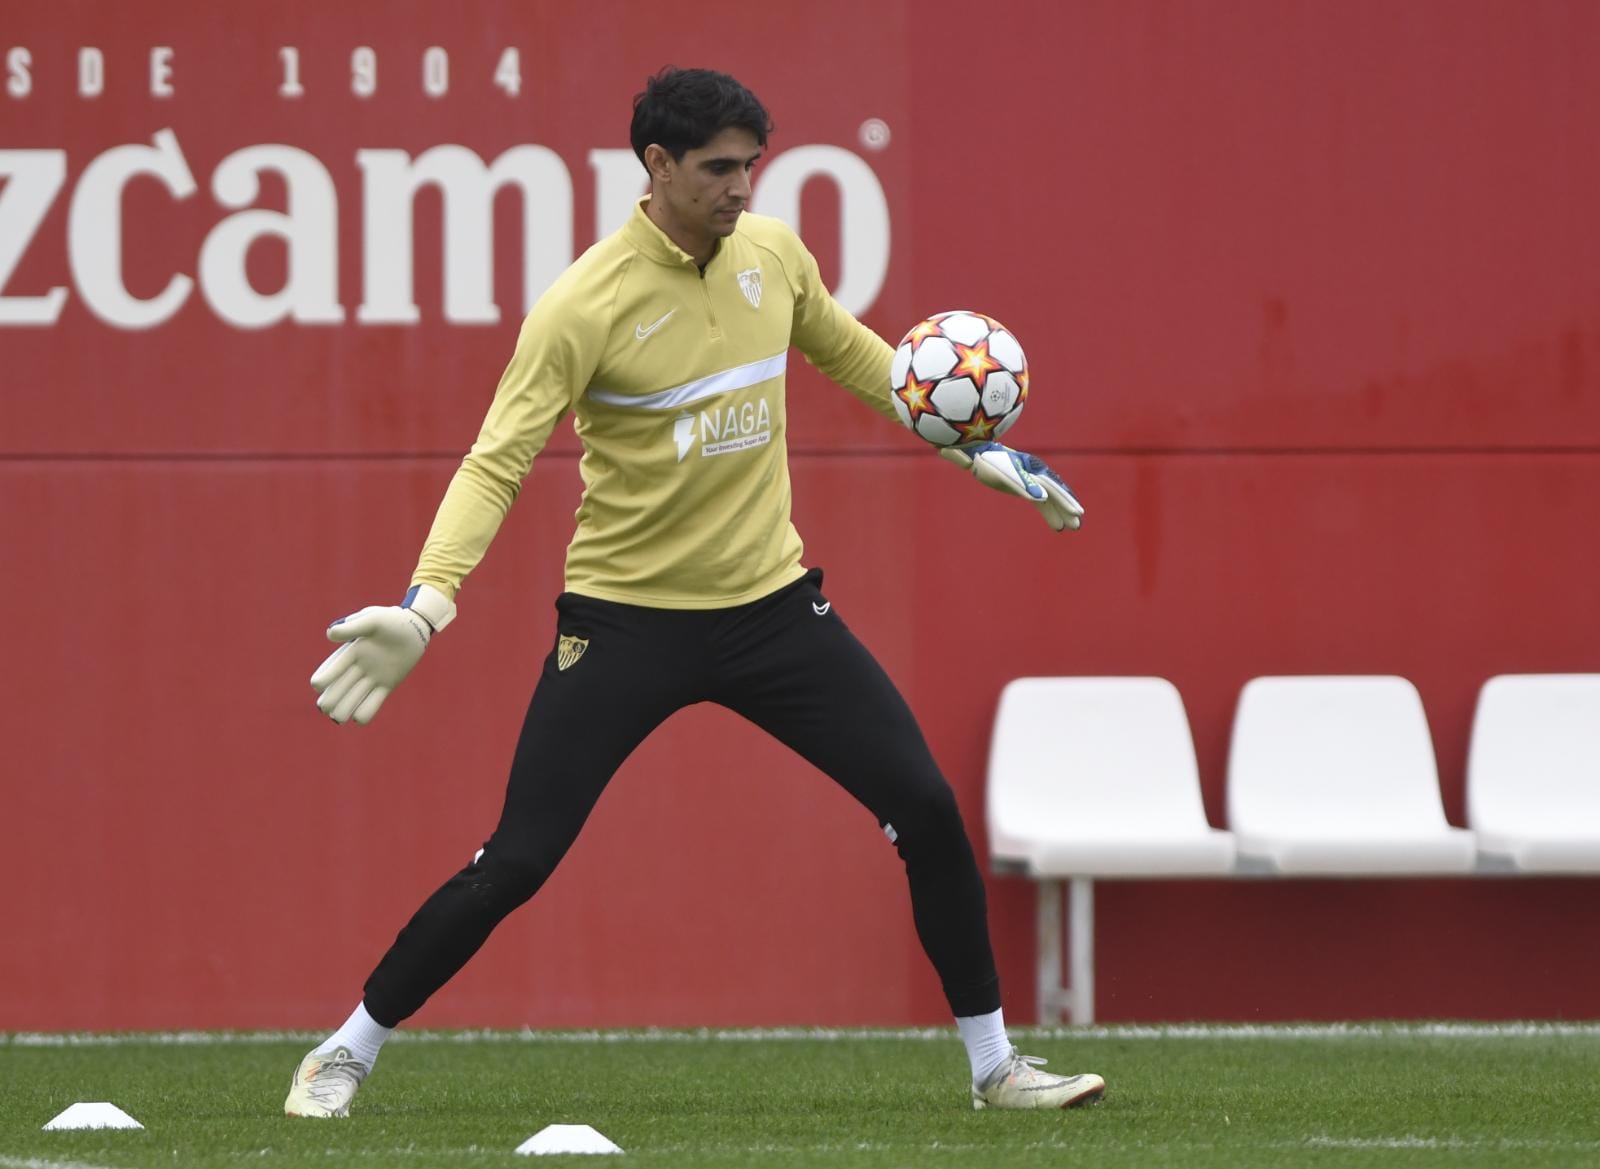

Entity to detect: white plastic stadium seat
[989,677,1235,876]
[1467,674,1600,873]
[987,677,1235,1023]
[1227,676,1475,874]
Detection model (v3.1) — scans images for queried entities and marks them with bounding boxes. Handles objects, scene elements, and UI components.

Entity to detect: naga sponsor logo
[0,129,891,330]
[673,398,772,463]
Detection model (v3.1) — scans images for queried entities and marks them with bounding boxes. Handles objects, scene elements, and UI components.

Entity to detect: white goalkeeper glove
[940,441,1085,532]
[310,584,457,725]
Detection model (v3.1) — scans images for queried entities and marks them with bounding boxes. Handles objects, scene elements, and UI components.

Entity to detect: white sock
[955,1007,1012,1085]
[315,1001,393,1069]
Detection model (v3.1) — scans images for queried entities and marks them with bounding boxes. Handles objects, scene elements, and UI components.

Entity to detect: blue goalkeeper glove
[940,441,1084,532]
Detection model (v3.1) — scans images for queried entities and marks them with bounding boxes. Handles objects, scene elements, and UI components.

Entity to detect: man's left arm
[785,249,900,423]
[785,235,1083,532]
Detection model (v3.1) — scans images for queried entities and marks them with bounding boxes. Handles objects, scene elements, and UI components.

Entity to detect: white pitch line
[0,1156,128,1169]
[7,1021,1600,1047]
[1301,1136,1600,1151]
[1034,1021,1600,1041]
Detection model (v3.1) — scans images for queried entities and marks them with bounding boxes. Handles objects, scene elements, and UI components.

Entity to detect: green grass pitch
[3,1025,1599,1168]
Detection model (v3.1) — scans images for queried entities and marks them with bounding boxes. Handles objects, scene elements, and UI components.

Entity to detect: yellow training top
[411,198,897,609]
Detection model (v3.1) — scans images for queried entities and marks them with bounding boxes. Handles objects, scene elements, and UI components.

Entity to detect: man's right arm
[310,289,602,725]
[410,296,599,599]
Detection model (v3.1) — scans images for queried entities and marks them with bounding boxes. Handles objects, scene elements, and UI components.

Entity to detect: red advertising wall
[3,1,1598,1030]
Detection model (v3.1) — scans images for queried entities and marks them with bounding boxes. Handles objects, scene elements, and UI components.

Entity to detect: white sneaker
[284,1046,370,1118]
[971,1047,1105,1110]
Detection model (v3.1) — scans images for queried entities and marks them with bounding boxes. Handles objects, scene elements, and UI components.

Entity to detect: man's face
[650,126,762,245]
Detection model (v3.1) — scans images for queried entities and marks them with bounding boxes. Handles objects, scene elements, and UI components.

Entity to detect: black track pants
[362,569,1001,1024]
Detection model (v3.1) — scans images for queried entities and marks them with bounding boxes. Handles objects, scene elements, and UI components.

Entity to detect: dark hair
[630,67,773,167]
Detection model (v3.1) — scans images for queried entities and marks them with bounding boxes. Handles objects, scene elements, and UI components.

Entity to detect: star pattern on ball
[896,374,938,422]
[905,318,945,346]
[955,410,1000,443]
[951,340,1003,393]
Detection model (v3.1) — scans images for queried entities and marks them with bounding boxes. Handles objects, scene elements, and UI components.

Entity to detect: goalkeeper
[286,66,1095,1118]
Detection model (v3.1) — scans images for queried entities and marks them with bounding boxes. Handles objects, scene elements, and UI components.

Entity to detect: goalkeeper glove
[940,441,1085,532]
[310,584,457,725]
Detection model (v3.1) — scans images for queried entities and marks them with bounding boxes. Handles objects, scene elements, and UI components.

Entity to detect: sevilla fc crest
[737,267,762,309]
[556,634,589,671]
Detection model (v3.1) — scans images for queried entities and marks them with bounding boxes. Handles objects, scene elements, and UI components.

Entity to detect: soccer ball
[889,310,1028,447]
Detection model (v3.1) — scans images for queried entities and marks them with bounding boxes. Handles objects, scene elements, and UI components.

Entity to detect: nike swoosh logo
[812,601,831,615]
[634,310,676,341]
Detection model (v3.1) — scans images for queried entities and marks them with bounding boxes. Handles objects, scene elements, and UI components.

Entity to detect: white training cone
[515,1123,623,1155]
[43,1102,144,1131]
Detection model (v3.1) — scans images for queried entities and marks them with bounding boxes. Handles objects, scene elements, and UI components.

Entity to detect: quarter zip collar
[625,197,727,273]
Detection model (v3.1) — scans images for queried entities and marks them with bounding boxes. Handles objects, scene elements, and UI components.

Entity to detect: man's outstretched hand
[310,584,456,725]
[940,442,1084,532]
